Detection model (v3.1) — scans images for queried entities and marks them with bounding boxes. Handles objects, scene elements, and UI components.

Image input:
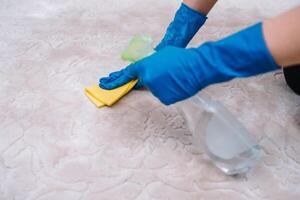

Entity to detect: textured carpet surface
[0,0,299,199]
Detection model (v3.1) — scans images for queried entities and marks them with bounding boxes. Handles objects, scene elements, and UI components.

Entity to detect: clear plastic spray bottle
[176,93,262,175]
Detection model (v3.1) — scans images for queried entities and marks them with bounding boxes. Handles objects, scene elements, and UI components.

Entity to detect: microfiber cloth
[84,35,153,108]
[84,80,138,108]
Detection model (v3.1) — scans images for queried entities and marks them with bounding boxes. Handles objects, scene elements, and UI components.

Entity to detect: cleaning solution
[177,93,262,175]
[122,35,262,175]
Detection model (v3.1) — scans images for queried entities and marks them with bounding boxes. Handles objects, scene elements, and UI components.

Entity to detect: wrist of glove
[100,23,279,105]
[155,3,207,50]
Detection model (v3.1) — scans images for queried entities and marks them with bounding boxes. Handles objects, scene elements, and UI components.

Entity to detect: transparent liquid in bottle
[178,93,262,175]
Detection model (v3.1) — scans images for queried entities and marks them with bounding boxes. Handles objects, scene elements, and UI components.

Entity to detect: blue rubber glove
[100,3,206,89]
[155,3,207,50]
[100,23,279,105]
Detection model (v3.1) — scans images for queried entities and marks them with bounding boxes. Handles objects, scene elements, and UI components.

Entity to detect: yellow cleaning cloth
[84,80,138,108]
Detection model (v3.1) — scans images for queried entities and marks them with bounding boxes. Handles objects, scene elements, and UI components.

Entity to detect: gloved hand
[100,23,279,105]
[100,3,206,90]
[155,3,207,50]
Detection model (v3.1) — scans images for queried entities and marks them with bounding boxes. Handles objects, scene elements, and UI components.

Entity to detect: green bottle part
[121,35,155,62]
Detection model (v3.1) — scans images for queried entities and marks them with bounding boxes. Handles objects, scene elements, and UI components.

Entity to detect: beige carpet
[0,0,299,199]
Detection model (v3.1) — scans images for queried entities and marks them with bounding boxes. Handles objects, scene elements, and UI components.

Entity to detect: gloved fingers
[122,63,139,78]
[99,63,139,90]
[99,70,124,89]
[99,76,112,85]
[99,68,129,89]
[99,74,131,89]
[99,70,123,85]
[108,70,124,80]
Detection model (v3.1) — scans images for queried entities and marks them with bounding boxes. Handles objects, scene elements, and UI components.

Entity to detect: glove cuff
[155,3,207,50]
[180,3,207,21]
[191,23,280,90]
